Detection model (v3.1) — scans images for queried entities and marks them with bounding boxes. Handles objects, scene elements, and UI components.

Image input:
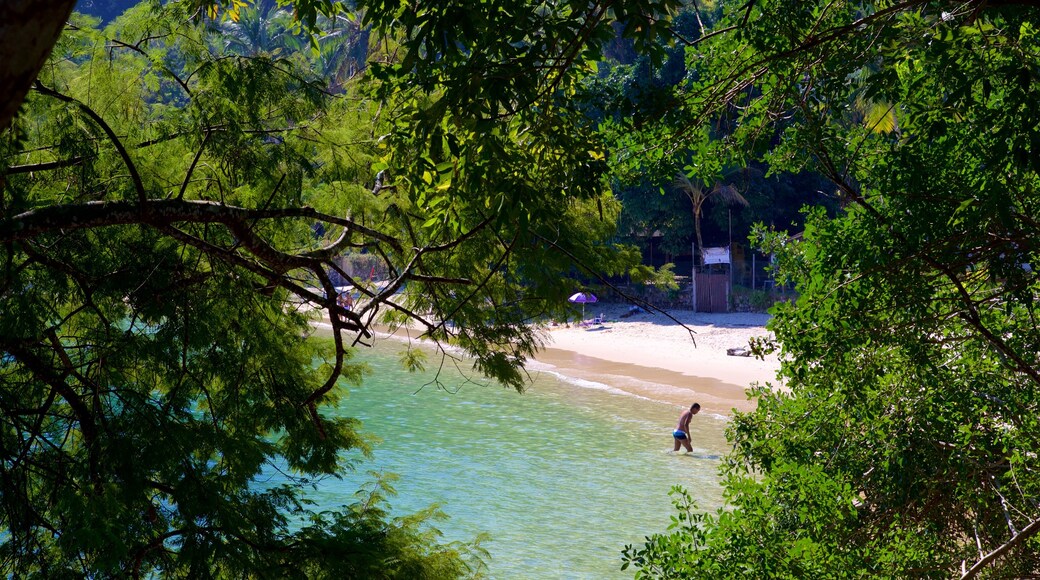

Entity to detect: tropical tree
[623,1,1040,577]
[217,0,302,56]
[308,12,370,93]
[0,0,683,575]
[2,8,477,576]
[673,173,748,266]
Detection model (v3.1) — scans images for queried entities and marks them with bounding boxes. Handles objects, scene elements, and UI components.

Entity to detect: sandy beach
[323,301,782,417]
[530,303,781,415]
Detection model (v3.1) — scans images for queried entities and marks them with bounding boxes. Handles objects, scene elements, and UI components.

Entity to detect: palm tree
[219,0,301,57]
[312,13,370,93]
[673,173,750,266]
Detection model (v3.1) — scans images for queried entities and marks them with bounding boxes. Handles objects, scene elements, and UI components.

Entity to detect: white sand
[532,304,782,415]
[315,302,783,416]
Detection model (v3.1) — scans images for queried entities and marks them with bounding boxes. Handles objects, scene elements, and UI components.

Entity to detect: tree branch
[5,156,88,175]
[0,198,403,251]
[106,36,193,97]
[176,131,211,200]
[962,515,1040,579]
[3,343,102,487]
[33,82,148,203]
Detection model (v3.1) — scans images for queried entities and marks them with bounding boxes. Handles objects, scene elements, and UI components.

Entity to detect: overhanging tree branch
[0,198,403,252]
[5,157,88,175]
[32,82,148,204]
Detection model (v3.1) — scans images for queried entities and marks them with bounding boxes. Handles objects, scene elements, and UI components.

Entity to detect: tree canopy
[623,1,1040,577]
[10,0,1037,576]
[0,0,681,575]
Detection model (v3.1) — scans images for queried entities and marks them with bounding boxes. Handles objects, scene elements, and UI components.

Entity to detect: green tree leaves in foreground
[0,0,679,575]
[624,1,1040,577]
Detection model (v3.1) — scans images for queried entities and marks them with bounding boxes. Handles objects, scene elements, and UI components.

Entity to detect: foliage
[0,0,681,575]
[729,285,775,313]
[0,6,473,576]
[625,1,1040,577]
[673,173,748,264]
[217,0,302,57]
[351,0,684,380]
[633,262,681,291]
[581,3,839,264]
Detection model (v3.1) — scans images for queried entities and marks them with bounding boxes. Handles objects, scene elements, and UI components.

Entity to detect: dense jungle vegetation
[2,0,1040,577]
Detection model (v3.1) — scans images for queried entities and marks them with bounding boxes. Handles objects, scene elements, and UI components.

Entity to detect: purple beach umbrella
[567,291,598,319]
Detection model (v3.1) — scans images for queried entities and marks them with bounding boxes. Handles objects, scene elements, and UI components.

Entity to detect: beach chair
[583,314,605,327]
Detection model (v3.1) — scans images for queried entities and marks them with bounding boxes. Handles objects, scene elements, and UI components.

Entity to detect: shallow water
[296,340,730,578]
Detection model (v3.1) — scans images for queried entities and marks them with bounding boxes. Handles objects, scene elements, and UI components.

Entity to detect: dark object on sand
[727,347,752,357]
[620,305,642,319]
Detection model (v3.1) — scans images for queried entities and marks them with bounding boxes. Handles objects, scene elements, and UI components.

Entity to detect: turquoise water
[301,340,729,578]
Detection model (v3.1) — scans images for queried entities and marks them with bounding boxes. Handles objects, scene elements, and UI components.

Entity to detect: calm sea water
[292,339,730,578]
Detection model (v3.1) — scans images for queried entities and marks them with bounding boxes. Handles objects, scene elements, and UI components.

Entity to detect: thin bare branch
[5,156,88,174]
[33,81,147,203]
[961,515,1040,579]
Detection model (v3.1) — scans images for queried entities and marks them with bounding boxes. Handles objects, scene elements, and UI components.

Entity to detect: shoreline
[316,303,782,417]
[531,304,781,416]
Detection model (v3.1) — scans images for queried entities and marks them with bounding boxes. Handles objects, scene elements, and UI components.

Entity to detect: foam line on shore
[527,364,664,402]
[309,305,781,417]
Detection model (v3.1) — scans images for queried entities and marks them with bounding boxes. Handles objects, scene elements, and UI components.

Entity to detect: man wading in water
[672,403,700,453]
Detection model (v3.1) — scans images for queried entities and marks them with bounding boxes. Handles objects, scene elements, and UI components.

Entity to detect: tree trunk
[693,206,705,267]
[0,0,76,131]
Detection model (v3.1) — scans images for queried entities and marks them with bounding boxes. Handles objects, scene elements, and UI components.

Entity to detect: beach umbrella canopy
[567,292,597,318]
[568,292,597,304]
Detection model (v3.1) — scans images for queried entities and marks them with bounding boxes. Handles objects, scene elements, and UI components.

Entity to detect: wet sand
[530,304,782,415]
[314,302,783,417]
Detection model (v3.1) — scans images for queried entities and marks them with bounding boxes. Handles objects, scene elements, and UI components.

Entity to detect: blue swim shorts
[673,430,688,440]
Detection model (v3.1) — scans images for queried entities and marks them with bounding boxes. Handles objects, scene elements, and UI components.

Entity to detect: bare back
[675,409,692,433]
